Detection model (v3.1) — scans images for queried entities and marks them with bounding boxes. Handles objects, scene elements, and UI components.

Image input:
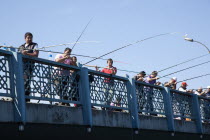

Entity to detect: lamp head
[184,38,194,42]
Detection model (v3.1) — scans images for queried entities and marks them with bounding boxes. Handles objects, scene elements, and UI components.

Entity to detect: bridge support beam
[80,67,93,128]
[163,87,175,132]
[192,94,203,134]
[127,78,140,130]
[11,52,26,124]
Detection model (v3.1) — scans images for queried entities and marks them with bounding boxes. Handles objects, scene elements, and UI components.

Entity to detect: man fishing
[18,32,39,102]
[95,58,117,110]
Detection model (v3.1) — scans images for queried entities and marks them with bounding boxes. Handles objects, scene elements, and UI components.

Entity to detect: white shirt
[178,87,187,92]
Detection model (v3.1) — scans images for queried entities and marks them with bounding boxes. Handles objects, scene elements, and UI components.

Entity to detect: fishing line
[39,41,100,50]
[160,60,210,78]
[158,53,209,73]
[177,73,210,83]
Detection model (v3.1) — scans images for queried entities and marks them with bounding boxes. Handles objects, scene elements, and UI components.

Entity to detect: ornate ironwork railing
[170,89,193,120]
[135,81,165,115]
[198,96,210,122]
[88,69,129,110]
[0,50,13,99]
[22,55,81,106]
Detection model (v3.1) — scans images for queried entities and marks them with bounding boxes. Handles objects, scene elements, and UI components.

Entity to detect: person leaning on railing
[205,86,210,98]
[144,71,160,116]
[178,82,194,93]
[133,71,147,114]
[95,58,117,110]
[18,32,39,102]
[178,82,194,121]
[69,56,81,107]
[194,87,206,96]
[54,47,72,106]
[164,77,177,90]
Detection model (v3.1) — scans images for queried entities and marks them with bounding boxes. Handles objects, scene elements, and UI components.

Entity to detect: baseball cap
[172,77,177,81]
[182,82,188,86]
[207,86,210,89]
[139,71,146,75]
[151,71,158,75]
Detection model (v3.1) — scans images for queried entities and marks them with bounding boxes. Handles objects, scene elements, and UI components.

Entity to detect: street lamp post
[184,37,210,53]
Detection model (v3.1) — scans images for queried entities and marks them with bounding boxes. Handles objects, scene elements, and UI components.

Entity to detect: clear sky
[1,0,210,90]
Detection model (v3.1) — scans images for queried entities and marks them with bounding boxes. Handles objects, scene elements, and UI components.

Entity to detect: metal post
[127,78,140,130]
[11,52,26,124]
[163,87,175,132]
[192,94,203,134]
[80,67,92,127]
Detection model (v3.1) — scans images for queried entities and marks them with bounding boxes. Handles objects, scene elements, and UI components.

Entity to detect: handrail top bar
[198,95,210,101]
[88,69,129,81]
[22,54,80,70]
[170,89,193,96]
[0,49,13,55]
[135,80,164,90]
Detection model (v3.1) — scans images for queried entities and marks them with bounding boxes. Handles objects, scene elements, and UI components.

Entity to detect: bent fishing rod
[83,32,178,65]
[160,60,210,78]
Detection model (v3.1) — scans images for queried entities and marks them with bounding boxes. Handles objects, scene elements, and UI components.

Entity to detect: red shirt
[101,66,117,74]
[101,66,117,83]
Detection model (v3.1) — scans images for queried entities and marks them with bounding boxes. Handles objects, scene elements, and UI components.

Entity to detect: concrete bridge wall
[0,100,209,136]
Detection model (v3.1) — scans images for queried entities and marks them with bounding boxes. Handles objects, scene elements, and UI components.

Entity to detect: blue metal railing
[170,89,194,120]
[0,50,13,98]
[21,55,81,106]
[0,49,209,134]
[198,96,210,122]
[88,69,129,110]
[135,81,165,115]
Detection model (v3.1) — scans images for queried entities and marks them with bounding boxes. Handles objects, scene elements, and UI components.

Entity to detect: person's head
[170,77,177,84]
[197,87,203,93]
[207,86,210,92]
[24,32,33,44]
[138,71,146,77]
[64,47,72,55]
[107,58,113,67]
[72,56,77,62]
[150,71,158,78]
[181,82,188,88]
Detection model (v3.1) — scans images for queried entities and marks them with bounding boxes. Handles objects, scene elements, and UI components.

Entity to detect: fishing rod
[72,18,93,50]
[0,45,127,64]
[84,64,139,73]
[83,32,178,65]
[177,73,210,84]
[160,60,210,78]
[39,41,99,50]
[158,53,209,73]
[188,88,208,91]
[84,64,172,79]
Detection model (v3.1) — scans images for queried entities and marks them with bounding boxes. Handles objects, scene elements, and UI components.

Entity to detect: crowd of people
[1,32,210,110]
[133,71,210,98]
